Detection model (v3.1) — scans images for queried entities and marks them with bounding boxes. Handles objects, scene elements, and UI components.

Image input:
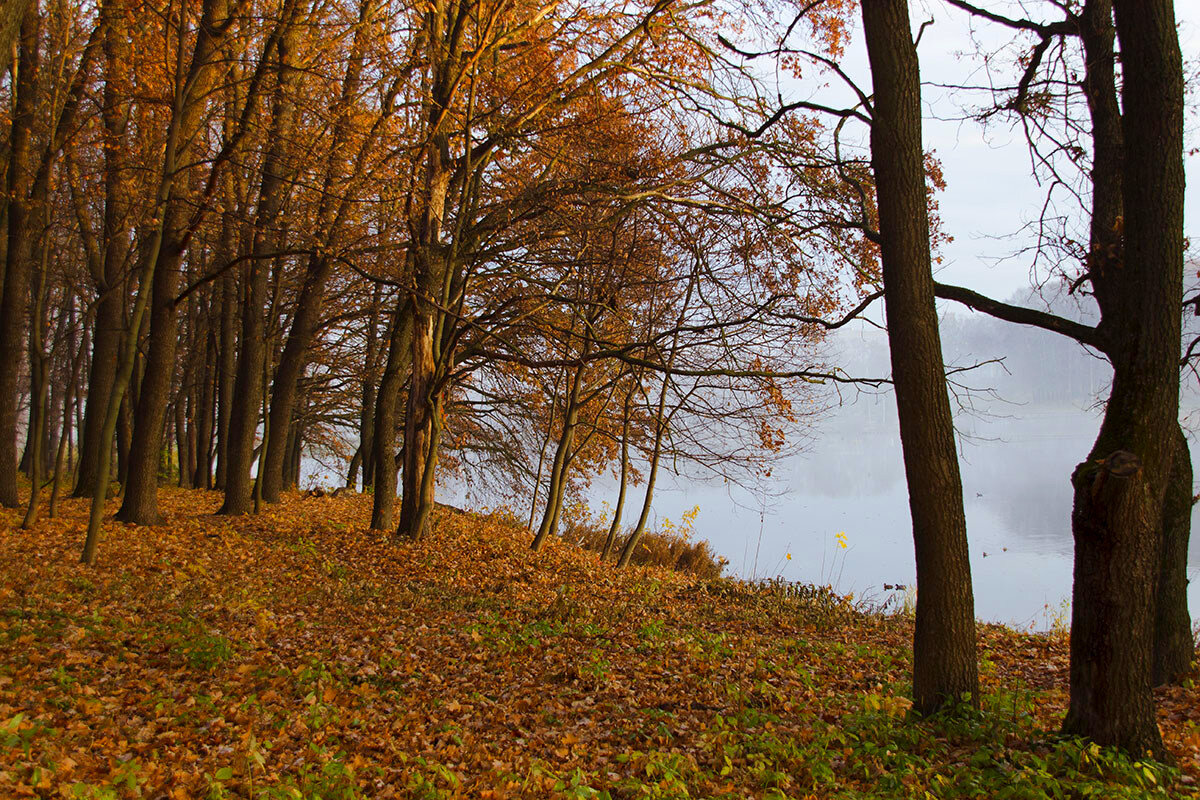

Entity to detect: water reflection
[644,399,1200,629]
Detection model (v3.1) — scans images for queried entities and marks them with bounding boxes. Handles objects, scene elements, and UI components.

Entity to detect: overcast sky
[822,2,1200,302]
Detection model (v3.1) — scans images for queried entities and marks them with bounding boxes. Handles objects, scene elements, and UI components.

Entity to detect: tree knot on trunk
[1087,449,1143,501]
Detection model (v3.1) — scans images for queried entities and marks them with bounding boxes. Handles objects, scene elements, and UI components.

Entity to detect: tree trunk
[0,9,39,508]
[370,307,412,530]
[215,270,237,489]
[261,258,332,501]
[75,0,131,498]
[119,0,234,525]
[398,302,436,539]
[21,233,51,529]
[601,382,636,561]
[616,379,667,569]
[356,284,383,490]
[195,318,217,488]
[532,355,588,550]
[1061,0,1184,756]
[862,0,979,714]
[1153,424,1193,685]
[218,7,301,514]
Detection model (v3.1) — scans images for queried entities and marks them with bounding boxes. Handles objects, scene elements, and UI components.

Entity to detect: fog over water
[627,296,1200,629]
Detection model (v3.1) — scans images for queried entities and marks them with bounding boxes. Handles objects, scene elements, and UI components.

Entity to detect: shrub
[559,502,727,580]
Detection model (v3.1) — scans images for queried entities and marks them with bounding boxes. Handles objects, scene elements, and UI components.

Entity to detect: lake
[636,393,1200,630]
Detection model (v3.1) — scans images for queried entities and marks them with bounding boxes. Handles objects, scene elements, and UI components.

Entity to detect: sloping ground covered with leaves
[0,489,1197,799]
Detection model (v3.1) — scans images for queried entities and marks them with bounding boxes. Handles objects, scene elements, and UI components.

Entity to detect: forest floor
[0,489,1197,799]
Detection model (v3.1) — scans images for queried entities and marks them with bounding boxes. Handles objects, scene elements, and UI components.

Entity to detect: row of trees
[0,0,1190,760]
[0,0,864,550]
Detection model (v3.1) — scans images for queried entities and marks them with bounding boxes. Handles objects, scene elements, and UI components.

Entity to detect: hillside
[0,491,1197,798]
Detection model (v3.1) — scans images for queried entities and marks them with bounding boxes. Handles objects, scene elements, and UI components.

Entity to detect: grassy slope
[0,488,1197,799]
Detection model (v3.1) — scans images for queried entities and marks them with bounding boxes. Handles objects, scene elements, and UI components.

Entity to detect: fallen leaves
[0,488,1195,798]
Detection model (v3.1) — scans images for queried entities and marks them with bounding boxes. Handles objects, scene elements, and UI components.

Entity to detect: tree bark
[119,0,235,524]
[601,380,636,561]
[1153,424,1193,685]
[862,0,979,714]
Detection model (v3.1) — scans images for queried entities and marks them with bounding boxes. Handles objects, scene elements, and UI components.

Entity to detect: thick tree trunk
[220,266,269,515]
[370,306,412,530]
[0,0,32,81]
[862,0,979,714]
[75,0,131,498]
[0,9,38,508]
[398,303,436,539]
[1061,0,1184,756]
[261,258,332,501]
[119,0,233,524]
[116,237,187,523]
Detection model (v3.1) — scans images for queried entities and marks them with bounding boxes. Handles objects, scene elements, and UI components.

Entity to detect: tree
[1059,0,1185,755]
[940,0,1195,690]
[936,0,1191,745]
[861,0,979,714]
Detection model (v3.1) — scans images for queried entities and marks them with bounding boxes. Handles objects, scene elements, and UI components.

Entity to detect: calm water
[633,397,1200,630]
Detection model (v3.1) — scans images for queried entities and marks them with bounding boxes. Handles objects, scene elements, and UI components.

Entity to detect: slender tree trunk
[532,344,590,550]
[617,378,669,568]
[215,270,237,489]
[21,233,51,529]
[601,381,636,561]
[50,319,84,519]
[196,318,217,488]
[527,375,562,530]
[174,388,190,488]
[862,0,978,714]
[356,284,383,490]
